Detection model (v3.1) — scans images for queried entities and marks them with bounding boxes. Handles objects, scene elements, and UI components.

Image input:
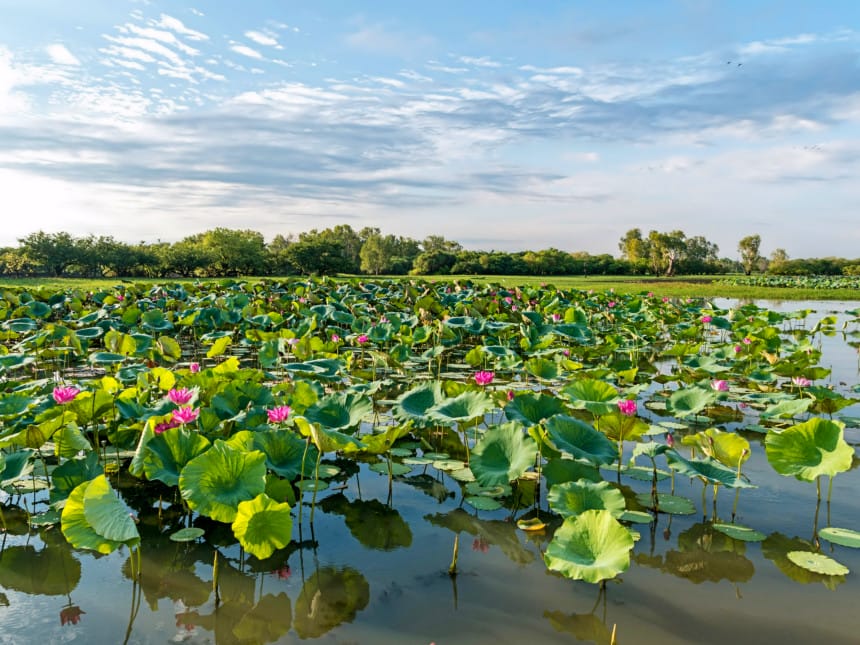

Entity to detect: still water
[0,300,858,645]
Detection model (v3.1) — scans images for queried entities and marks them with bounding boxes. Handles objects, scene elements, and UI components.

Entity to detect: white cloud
[231,45,264,60]
[46,44,81,66]
[459,55,501,68]
[154,14,208,41]
[245,31,279,47]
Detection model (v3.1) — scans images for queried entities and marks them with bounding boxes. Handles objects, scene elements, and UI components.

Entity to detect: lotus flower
[331,334,340,342]
[53,386,80,405]
[701,315,712,323]
[154,420,179,434]
[172,407,200,425]
[792,376,812,387]
[666,432,675,448]
[286,337,300,346]
[168,387,194,405]
[608,301,616,308]
[189,362,200,373]
[267,405,291,423]
[357,334,369,344]
[474,371,495,386]
[743,337,752,345]
[617,399,637,416]
[711,379,729,392]
[507,390,515,401]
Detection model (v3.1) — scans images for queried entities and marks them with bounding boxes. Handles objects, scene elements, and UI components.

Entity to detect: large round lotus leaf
[347,424,411,455]
[598,411,649,443]
[89,352,127,364]
[179,440,267,523]
[712,523,766,542]
[61,479,124,554]
[427,391,495,423]
[319,494,412,550]
[369,462,412,476]
[465,495,502,511]
[545,415,618,466]
[293,567,370,639]
[524,357,559,381]
[548,480,626,519]
[666,386,717,418]
[0,545,80,596]
[391,381,445,425]
[294,417,366,454]
[504,392,566,426]
[765,418,853,482]
[666,452,754,489]
[0,449,34,487]
[252,429,318,479]
[762,532,846,589]
[82,475,140,545]
[787,551,849,576]
[49,451,102,503]
[470,422,537,486]
[304,392,373,431]
[559,379,619,417]
[819,527,860,548]
[143,427,211,487]
[762,398,813,419]
[170,527,205,542]
[231,493,293,560]
[544,509,634,583]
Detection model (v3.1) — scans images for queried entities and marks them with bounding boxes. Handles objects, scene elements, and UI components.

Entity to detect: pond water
[0,299,858,644]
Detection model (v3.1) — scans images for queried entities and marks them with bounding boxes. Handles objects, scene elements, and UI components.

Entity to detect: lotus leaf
[819,527,860,548]
[548,479,626,518]
[305,392,373,431]
[559,379,619,417]
[231,493,293,560]
[427,390,495,423]
[545,415,618,466]
[544,509,634,583]
[504,392,566,426]
[765,418,853,482]
[143,427,211,487]
[470,422,537,486]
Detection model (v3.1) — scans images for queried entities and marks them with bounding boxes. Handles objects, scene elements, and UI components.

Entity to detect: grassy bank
[1,274,858,301]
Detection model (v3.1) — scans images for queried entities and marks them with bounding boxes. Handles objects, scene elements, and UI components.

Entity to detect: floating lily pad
[389,447,413,457]
[635,493,696,515]
[819,527,860,548]
[544,509,634,583]
[517,518,547,531]
[618,510,654,524]
[369,462,412,476]
[712,523,766,542]
[465,482,511,497]
[170,527,205,542]
[423,452,450,460]
[786,551,849,576]
[403,457,433,466]
[448,467,475,482]
[433,459,466,471]
[316,464,341,479]
[465,496,503,511]
[296,479,329,492]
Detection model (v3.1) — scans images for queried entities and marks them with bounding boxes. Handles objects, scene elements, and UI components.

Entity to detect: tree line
[1,226,855,278]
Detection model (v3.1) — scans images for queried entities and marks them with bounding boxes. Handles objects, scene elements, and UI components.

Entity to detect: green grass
[2,274,858,301]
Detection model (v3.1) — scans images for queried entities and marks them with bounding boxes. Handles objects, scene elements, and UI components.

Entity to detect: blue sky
[0,1,858,258]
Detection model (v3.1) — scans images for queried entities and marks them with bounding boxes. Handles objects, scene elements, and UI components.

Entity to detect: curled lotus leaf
[765,418,853,482]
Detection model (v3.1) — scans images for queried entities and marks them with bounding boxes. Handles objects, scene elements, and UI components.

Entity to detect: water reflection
[635,523,755,584]
[293,566,370,639]
[319,494,413,550]
[425,508,537,565]
[761,532,846,590]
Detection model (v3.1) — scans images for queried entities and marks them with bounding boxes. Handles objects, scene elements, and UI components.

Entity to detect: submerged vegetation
[0,278,858,639]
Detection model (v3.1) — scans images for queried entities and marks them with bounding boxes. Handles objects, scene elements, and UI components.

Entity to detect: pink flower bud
[53,386,80,405]
[474,371,495,386]
[267,405,291,423]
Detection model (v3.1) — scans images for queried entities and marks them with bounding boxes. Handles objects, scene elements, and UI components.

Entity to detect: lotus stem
[213,550,220,606]
[827,476,834,505]
[448,534,459,577]
[816,477,821,502]
[610,624,618,645]
[309,448,322,525]
[298,436,310,523]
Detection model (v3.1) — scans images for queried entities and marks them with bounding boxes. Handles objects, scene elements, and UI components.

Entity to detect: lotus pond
[0,281,858,644]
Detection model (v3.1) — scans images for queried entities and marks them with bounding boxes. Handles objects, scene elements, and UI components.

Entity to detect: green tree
[199,228,267,276]
[284,238,348,275]
[17,231,81,276]
[618,228,647,264]
[738,234,762,275]
[769,248,789,273]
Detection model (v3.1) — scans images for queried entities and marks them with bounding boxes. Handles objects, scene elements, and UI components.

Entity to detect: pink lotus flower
[701,315,712,323]
[474,371,495,386]
[154,420,179,434]
[608,301,616,308]
[711,379,729,392]
[662,296,669,303]
[504,296,513,304]
[666,432,675,448]
[267,405,291,423]
[792,376,812,387]
[331,334,340,342]
[562,348,570,357]
[551,313,562,322]
[617,399,637,416]
[511,304,518,311]
[647,292,654,298]
[507,390,515,401]
[172,407,200,425]
[189,362,200,373]
[116,294,124,302]
[734,345,742,353]
[357,334,369,344]
[286,337,300,346]
[743,337,752,344]
[168,387,194,405]
[53,386,80,405]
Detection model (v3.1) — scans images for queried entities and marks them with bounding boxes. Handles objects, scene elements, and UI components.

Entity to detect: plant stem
[448,534,459,577]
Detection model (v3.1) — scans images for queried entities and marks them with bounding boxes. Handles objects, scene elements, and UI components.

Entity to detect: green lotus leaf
[347,423,411,455]
[50,451,102,503]
[666,386,716,418]
[369,461,412,476]
[169,527,205,542]
[808,387,856,415]
[427,390,495,423]
[0,545,80,596]
[143,427,211,487]
[635,493,696,515]
[465,495,503,511]
[559,379,619,417]
[61,479,125,554]
[470,422,538,486]
[683,355,729,374]
[252,429,318,479]
[548,480,626,519]
[543,458,602,487]
[762,532,846,589]
[681,428,750,468]
[179,440,267,523]
[762,398,813,419]
[765,418,853,482]
[305,392,373,431]
[786,551,849,576]
[231,493,293,560]
[296,479,329,492]
[544,509,634,583]
[89,352,127,365]
[819,527,860,548]
[0,393,33,417]
[618,510,654,524]
[545,415,618,466]
[712,523,766,542]
[504,392,566,426]
[524,357,559,381]
[293,567,370,639]
[82,475,141,544]
[598,411,649,443]
[294,416,366,454]
[0,449,34,487]
[666,451,754,488]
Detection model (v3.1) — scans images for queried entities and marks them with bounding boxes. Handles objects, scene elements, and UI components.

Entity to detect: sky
[0,0,858,259]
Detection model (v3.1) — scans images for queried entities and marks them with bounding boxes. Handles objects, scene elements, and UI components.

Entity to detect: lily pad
[635,493,696,515]
[470,422,537,486]
[170,527,206,542]
[786,551,849,576]
[765,418,853,482]
[712,523,766,542]
[544,509,634,583]
[465,495,503,511]
[232,493,294,560]
[819,527,860,548]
